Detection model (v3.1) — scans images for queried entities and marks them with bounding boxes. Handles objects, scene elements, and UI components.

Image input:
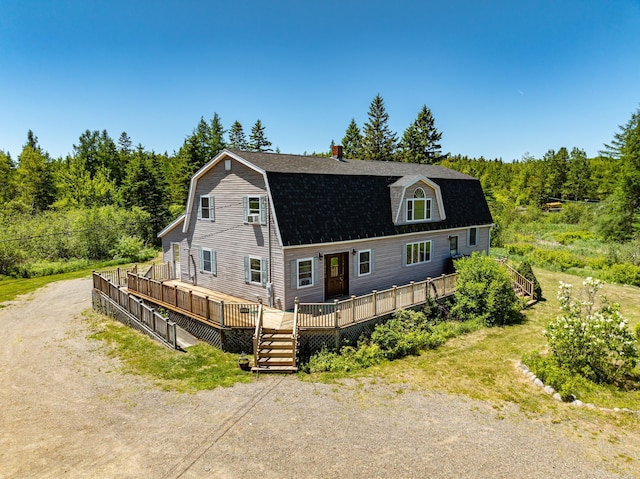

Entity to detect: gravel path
[0,277,635,478]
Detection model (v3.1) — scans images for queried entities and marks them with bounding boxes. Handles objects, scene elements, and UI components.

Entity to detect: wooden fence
[297,273,457,329]
[125,273,259,329]
[92,271,177,349]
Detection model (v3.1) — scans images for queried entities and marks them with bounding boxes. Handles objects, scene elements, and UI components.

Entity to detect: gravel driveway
[0,277,635,478]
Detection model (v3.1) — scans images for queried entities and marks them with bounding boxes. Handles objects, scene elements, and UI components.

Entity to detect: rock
[552,393,562,401]
[534,378,543,388]
[543,385,555,395]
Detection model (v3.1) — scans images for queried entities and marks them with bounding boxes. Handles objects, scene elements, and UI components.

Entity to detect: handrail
[253,303,263,369]
[291,299,299,370]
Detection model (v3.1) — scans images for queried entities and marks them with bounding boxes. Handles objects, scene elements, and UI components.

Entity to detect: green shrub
[451,252,522,326]
[604,263,640,287]
[504,243,535,256]
[531,248,585,271]
[544,278,638,384]
[523,352,581,401]
[552,230,594,245]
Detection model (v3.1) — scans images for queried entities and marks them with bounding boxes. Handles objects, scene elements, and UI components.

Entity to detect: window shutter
[210,197,215,222]
[290,260,298,289]
[212,250,217,275]
[197,247,203,272]
[243,256,250,283]
[259,196,267,225]
[242,196,249,223]
[353,253,358,277]
[402,244,407,266]
[261,257,268,287]
[370,249,375,274]
[314,257,320,285]
[197,197,202,220]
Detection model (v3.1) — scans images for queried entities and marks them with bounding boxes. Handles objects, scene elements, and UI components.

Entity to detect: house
[158,146,493,311]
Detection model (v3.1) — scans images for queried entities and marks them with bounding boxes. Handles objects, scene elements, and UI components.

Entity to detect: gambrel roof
[169,149,493,246]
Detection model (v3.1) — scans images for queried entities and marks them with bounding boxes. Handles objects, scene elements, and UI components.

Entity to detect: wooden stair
[252,328,298,373]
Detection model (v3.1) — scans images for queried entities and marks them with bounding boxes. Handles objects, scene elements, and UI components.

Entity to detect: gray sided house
[158,147,493,311]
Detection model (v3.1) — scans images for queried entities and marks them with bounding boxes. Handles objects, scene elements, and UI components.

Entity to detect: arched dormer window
[407,187,432,221]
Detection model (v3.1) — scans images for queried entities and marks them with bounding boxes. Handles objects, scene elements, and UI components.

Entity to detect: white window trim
[198,195,215,221]
[199,247,216,275]
[468,227,478,246]
[296,257,314,289]
[406,197,432,222]
[248,256,264,285]
[405,240,432,266]
[357,249,372,277]
[243,195,267,225]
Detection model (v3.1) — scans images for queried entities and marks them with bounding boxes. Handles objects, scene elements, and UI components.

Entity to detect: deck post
[410,281,415,305]
[351,295,356,323]
[174,285,178,307]
[188,290,193,314]
[220,300,225,327]
[392,285,397,310]
[441,274,446,296]
[426,277,432,299]
[205,296,209,320]
[117,268,121,286]
[372,290,377,317]
[334,299,340,328]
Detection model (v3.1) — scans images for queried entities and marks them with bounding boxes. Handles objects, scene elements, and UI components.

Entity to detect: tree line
[0,99,638,277]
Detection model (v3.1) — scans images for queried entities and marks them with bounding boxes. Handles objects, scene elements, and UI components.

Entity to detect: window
[198,247,216,275]
[406,188,431,222]
[243,195,267,224]
[468,227,478,246]
[198,195,215,221]
[297,258,314,288]
[449,236,458,256]
[405,240,431,265]
[358,249,372,276]
[244,256,268,286]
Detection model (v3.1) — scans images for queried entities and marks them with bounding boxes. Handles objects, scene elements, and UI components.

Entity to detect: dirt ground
[0,277,637,478]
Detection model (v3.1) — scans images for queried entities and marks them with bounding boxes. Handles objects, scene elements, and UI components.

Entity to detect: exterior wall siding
[282,225,491,310]
[185,159,284,305]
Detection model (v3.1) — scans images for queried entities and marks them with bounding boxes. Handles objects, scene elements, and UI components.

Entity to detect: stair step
[262,328,293,334]
[251,365,298,373]
[258,350,294,358]
[259,342,294,349]
[258,356,294,364]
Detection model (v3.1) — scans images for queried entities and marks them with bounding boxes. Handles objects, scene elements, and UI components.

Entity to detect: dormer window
[407,188,432,222]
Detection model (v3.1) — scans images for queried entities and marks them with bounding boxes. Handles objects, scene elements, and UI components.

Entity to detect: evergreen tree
[15,135,55,214]
[209,113,226,155]
[341,118,362,159]
[543,147,568,200]
[563,147,591,200]
[228,120,248,149]
[397,105,443,164]
[0,150,15,205]
[361,94,397,161]
[249,119,272,151]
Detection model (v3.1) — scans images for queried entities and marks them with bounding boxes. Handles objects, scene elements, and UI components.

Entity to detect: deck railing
[497,260,535,300]
[92,270,177,349]
[125,272,258,328]
[297,273,458,329]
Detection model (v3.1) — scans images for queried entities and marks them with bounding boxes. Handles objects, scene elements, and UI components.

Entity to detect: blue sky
[1,0,639,162]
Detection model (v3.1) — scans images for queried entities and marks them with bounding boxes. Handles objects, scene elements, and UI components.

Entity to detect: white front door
[172,243,181,279]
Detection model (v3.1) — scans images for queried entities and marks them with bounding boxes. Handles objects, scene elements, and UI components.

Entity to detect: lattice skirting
[92,290,176,349]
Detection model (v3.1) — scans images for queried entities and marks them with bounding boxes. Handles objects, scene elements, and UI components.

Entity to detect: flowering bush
[544,278,638,384]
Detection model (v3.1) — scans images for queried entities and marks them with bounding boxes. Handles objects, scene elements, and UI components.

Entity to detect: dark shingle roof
[266,172,493,246]
[229,149,474,180]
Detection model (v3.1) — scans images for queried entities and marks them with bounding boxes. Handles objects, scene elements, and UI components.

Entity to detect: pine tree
[563,147,591,200]
[15,134,55,214]
[342,118,362,159]
[0,150,15,205]
[249,119,272,152]
[361,94,397,161]
[228,121,248,149]
[543,147,568,200]
[209,113,226,155]
[397,105,443,164]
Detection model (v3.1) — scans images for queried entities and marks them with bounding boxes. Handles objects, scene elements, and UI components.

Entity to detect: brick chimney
[332,145,343,160]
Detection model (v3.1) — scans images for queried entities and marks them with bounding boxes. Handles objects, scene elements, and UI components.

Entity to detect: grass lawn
[84,309,254,392]
[0,268,96,305]
[303,268,640,425]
